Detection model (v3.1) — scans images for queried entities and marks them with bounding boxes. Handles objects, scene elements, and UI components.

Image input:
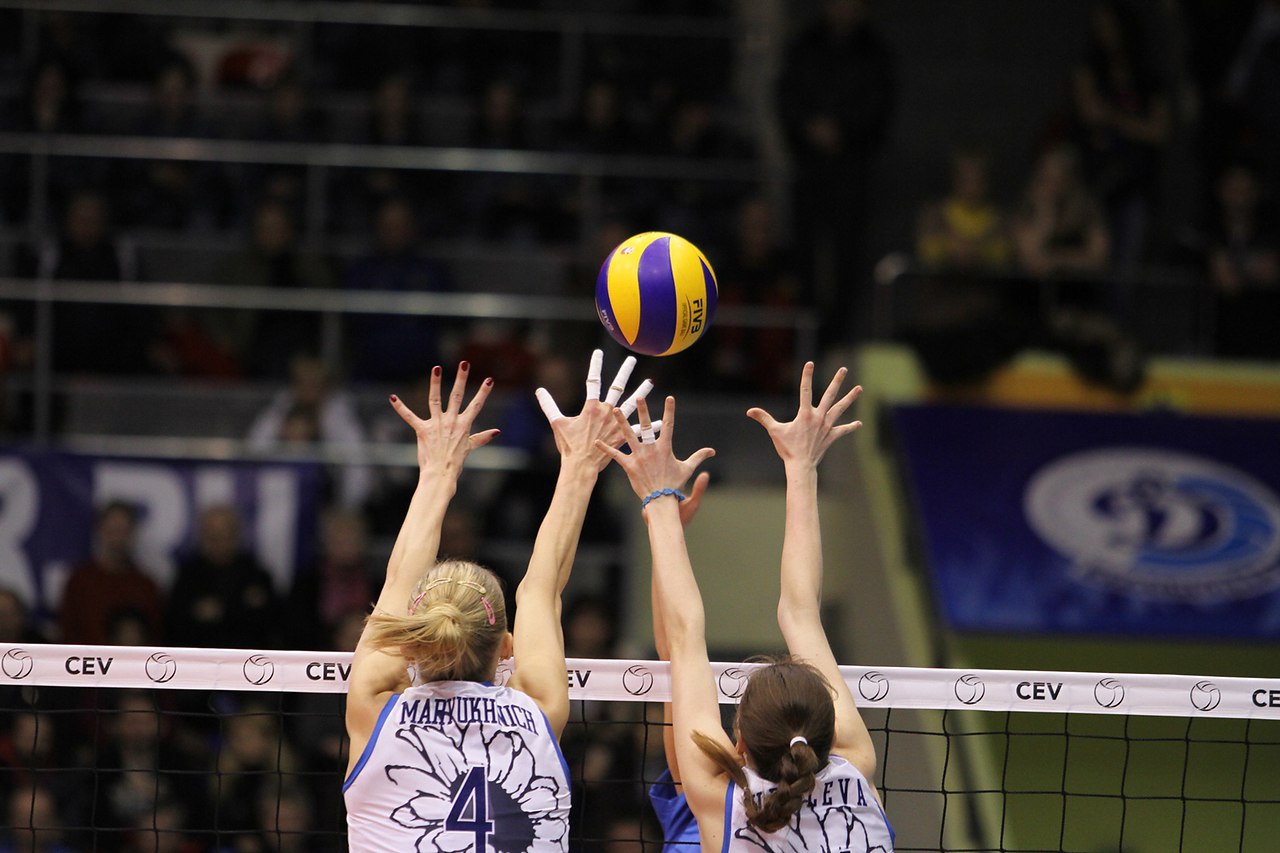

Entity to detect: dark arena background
[1,1,1279,851]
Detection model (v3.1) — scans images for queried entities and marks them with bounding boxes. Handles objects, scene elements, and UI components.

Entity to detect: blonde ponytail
[364,560,506,682]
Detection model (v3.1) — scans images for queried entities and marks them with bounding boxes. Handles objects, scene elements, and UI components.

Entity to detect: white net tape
[4,643,1279,719]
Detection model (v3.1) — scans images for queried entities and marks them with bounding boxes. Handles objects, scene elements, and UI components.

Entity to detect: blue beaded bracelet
[641,488,686,509]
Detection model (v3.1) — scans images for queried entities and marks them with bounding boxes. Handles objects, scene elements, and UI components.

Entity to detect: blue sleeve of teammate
[649,769,700,848]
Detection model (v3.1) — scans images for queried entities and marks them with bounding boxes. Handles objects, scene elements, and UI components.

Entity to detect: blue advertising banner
[0,446,321,617]
[892,405,1280,638]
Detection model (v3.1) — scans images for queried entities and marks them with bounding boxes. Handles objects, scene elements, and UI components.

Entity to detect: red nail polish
[461,361,470,371]
[389,394,398,403]
[432,366,441,377]
[485,377,494,386]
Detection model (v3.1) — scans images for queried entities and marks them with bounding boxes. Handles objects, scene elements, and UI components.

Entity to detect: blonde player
[344,354,651,853]
[601,364,894,852]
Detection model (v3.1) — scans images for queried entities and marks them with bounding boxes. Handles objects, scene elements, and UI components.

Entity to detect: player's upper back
[344,680,571,853]
[724,754,895,852]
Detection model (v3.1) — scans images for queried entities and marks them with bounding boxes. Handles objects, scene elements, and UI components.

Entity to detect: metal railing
[0,131,764,247]
[0,277,818,444]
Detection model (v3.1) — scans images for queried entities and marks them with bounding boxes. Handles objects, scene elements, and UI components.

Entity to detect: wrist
[556,461,599,488]
[642,495,682,524]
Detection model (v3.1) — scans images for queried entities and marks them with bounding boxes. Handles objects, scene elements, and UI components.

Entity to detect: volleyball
[595,231,718,356]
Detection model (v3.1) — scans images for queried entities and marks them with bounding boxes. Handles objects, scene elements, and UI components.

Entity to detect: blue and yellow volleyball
[595,231,718,356]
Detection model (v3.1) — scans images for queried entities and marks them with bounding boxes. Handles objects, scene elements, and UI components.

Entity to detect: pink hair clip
[481,597,496,625]
[408,590,428,614]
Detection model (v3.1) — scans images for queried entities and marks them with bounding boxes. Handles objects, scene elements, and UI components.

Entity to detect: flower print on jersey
[384,719,569,853]
[730,798,889,853]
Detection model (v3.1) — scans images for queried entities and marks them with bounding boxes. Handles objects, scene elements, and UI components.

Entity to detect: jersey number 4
[446,766,494,850]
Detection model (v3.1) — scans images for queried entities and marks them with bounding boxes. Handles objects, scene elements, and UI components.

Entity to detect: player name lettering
[64,656,113,675]
[749,777,870,812]
[1252,689,1280,708]
[398,697,538,735]
[306,662,351,681]
[567,669,591,688]
[1016,681,1062,701]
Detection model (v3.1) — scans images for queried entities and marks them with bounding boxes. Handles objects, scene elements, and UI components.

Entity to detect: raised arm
[653,471,710,787]
[348,364,498,740]
[508,351,648,737]
[747,362,877,777]
[598,397,726,844]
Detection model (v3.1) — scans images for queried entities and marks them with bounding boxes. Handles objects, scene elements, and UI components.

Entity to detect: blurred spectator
[776,0,895,345]
[915,148,1012,272]
[2,58,81,134]
[336,73,429,231]
[1199,163,1280,358]
[1070,0,1171,269]
[0,588,43,644]
[0,784,73,853]
[165,505,280,649]
[246,353,373,510]
[286,509,374,649]
[342,197,451,382]
[712,196,802,393]
[249,782,314,853]
[13,189,152,375]
[1223,0,1280,195]
[217,201,334,377]
[58,501,163,645]
[563,595,617,660]
[119,798,196,853]
[92,692,204,848]
[1012,145,1111,278]
[562,80,633,155]
[209,704,299,847]
[0,714,82,838]
[0,58,89,226]
[470,78,528,149]
[246,74,326,228]
[121,54,228,230]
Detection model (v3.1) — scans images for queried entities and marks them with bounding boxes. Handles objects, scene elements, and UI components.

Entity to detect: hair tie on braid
[789,736,808,748]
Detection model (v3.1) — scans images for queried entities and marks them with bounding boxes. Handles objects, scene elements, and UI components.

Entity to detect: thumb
[746,407,778,430]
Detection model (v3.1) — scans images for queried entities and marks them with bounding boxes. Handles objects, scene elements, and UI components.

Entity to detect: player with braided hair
[601,363,893,852]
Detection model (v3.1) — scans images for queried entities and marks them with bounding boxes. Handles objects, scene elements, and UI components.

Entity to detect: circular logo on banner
[2,648,33,680]
[858,671,890,702]
[243,655,275,686]
[1094,678,1125,708]
[623,665,653,696]
[146,653,177,684]
[1024,448,1280,604]
[718,668,749,699]
[1190,680,1221,712]
[954,674,985,705]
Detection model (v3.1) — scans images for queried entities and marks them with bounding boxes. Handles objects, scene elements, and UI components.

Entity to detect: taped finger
[604,355,637,406]
[535,387,564,423]
[631,419,663,442]
[619,378,654,417]
[585,349,604,401]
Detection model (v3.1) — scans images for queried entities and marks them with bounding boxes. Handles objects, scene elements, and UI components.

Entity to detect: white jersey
[344,680,571,853]
[724,755,895,852]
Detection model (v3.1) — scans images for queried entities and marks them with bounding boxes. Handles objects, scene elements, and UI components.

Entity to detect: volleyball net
[2,643,1278,852]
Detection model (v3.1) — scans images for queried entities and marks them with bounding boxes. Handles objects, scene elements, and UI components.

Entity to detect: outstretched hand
[747,361,862,468]
[679,472,710,528]
[390,362,499,476]
[535,350,658,473]
[597,395,715,508]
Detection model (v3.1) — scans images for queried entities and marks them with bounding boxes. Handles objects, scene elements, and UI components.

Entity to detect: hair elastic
[789,736,808,748]
[411,577,496,624]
